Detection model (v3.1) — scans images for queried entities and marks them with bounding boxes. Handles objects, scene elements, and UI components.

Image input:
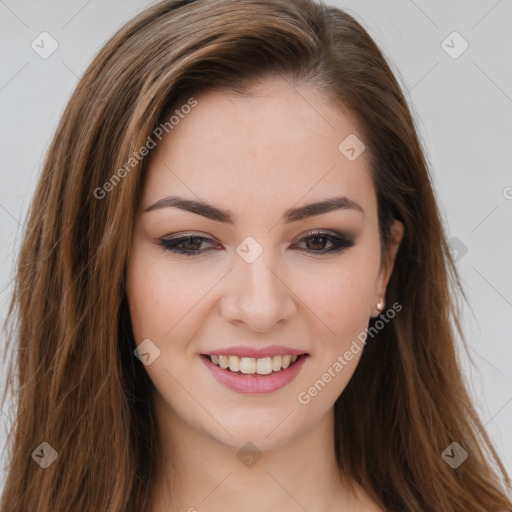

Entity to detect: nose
[218,250,297,332]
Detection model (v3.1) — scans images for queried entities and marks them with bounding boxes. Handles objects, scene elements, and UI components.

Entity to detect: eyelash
[156,230,355,257]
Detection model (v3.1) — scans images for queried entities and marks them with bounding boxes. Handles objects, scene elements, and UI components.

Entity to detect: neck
[149,393,370,512]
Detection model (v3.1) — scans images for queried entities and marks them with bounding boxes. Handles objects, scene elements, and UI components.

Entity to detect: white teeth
[228,356,240,372]
[209,354,302,374]
[272,355,282,371]
[240,357,256,374]
[256,357,273,375]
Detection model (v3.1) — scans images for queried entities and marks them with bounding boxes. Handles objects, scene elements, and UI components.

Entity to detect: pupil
[184,238,201,250]
[308,236,326,250]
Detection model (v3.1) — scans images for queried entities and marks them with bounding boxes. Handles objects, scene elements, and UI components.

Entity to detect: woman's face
[126,77,402,450]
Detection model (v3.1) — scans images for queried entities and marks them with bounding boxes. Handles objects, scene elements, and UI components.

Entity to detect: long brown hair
[1,1,511,510]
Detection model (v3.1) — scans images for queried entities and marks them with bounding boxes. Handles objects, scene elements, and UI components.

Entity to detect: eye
[156,234,218,256]
[156,230,355,257]
[292,230,355,254]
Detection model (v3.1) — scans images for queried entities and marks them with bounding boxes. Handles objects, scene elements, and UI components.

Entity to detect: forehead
[142,77,376,219]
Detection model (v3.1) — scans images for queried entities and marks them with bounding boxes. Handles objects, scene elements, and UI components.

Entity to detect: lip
[202,345,308,358]
[201,353,309,395]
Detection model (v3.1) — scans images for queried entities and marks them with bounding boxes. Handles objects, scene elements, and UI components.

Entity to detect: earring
[376,297,384,312]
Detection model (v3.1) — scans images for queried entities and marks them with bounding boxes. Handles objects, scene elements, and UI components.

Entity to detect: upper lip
[202,345,308,358]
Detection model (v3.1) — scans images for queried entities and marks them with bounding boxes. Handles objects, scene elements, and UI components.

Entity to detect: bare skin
[126,76,403,512]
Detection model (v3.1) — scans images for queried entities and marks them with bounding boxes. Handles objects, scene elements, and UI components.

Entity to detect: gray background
[1,0,511,492]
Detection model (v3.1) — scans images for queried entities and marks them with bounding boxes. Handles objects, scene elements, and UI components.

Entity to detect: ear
[373,219,404,316]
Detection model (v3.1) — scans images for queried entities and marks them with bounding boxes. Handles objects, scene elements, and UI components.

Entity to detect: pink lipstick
[200,353,308,395]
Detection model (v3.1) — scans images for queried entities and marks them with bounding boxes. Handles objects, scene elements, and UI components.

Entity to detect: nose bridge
[242,251,279,301]
[221,241,295,330]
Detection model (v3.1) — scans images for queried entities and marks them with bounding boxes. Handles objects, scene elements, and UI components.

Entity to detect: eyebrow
[144,195,364,223]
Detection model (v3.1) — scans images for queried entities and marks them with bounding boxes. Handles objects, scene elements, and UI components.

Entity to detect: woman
[1,0,511,511]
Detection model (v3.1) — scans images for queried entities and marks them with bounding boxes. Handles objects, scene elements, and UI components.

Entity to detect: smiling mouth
[201,354,308,376]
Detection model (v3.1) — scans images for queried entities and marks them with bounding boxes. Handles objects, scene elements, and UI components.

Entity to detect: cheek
[293,250,380,398]
[294,273,375,408]
[302,256,379,338]
[126,247,221,359]
[126,248,192,343]
[323,279,372,339]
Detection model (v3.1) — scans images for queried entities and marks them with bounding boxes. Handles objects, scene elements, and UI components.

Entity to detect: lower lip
[200,354,308,395]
